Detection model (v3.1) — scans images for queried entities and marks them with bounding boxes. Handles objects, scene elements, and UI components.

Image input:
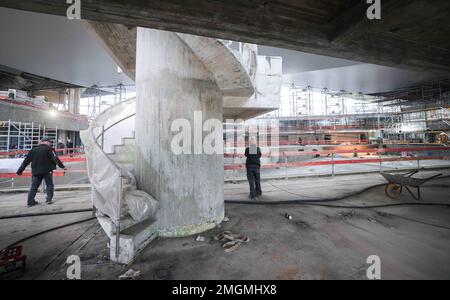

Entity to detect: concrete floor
[1,171,450,280]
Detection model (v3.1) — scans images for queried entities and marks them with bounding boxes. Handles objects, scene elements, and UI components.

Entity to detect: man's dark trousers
[246,165,262,198]
[28,171,54,205]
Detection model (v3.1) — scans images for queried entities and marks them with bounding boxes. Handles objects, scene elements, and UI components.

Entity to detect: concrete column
[67,88,81,114]
[135,28,224,237]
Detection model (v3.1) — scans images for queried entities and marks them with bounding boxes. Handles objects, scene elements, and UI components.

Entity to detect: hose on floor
[226,174,450,207]
[1,217,96,252]
[225,199,450,209]
[0,209,93,220]
[266,181,387,201]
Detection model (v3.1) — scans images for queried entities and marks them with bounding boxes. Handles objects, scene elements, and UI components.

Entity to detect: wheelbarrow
[381,171,442,200]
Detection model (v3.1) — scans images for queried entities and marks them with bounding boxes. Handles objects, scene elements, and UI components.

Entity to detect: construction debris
[338,210,357,219]
[214,231,250,253]
[119,269,141,280]
[195,235,205,242]
[285,213,293,220]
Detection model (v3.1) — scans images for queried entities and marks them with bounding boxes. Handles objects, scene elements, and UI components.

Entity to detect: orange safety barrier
[0,171,66,178]
[59,157,87,163]
[0,148,85,157]
[1,146,448,178]
[224,146,448,158]
[224,156,449,171]
[226,140,370,147]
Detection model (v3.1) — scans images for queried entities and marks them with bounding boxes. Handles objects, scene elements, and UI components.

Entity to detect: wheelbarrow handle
[404,170,419,177]
[428,173,443,180]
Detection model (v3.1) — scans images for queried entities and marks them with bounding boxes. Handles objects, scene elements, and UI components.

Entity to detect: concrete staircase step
[110,218,158,264]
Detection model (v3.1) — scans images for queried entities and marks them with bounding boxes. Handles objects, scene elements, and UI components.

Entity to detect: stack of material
[214,231,250,253]
[32,95,50,109]
[0,89,50,109]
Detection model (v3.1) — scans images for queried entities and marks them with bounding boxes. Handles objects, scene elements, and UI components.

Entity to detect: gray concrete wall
[135,28,224,237]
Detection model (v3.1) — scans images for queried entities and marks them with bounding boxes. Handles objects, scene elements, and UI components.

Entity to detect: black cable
[228,174,450,204]
[0,209,93,220]
[388,213,450,231]
[225,199,450,208]
[40,222,99,273]
[48,227,104,280]
[1,217,96,251]
[267,181,386,202]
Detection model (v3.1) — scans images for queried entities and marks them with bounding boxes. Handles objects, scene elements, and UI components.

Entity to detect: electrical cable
[267,181,387,201]
[388,213,450,231]
[225,199,450,208]
[0,209,93,220]
[40,222,99,273]
[48,227,104,280]
[1,217,96,252]
[228,174,450,204]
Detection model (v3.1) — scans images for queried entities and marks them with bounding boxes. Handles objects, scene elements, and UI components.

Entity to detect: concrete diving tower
[82,25,282,262]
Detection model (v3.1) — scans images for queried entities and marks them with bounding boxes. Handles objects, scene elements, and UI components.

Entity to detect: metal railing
[224,145,450,180]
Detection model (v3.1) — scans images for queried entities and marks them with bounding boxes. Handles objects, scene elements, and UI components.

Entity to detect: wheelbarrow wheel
[385,183,402,199]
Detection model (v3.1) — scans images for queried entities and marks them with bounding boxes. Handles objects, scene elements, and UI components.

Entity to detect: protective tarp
[81,98,158,224]
[123,172,159,222]
[80,99,136,224]
[81,128,122,223]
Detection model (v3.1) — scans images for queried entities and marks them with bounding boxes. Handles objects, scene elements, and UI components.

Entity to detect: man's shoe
[46,201,54,205]
[248,194,256,200]
[27,201,39,207]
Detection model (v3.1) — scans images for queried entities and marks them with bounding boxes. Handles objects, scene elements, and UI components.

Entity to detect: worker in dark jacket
[16,137,66,207]
[245,137,262,199]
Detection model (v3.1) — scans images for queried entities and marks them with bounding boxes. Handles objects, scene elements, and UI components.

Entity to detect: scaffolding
[80,84,135,123]
[259,79,450,145]
[0,120,57,153]
[288,84,313,117]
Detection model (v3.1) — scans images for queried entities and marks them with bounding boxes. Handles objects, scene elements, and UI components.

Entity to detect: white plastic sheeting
[123,171,159,222]
[0,158,23,173]
[81,125,122,223]
[81,98,158,224]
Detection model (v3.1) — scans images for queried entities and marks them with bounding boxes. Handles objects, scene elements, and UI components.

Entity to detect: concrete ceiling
[257,46,448,93]
[2,0,450,72]
[283,63,448,94]
[0,7,448,95]
[258,46,359,74]
[0,7,133,88]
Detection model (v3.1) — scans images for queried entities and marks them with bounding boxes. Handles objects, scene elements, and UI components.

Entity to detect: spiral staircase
[81,32,282,264]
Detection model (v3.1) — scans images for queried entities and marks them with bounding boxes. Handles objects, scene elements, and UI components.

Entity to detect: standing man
[245,137,262,199]
[16,137,66,207]
[66,138,74,157]
[56,139,66,155]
